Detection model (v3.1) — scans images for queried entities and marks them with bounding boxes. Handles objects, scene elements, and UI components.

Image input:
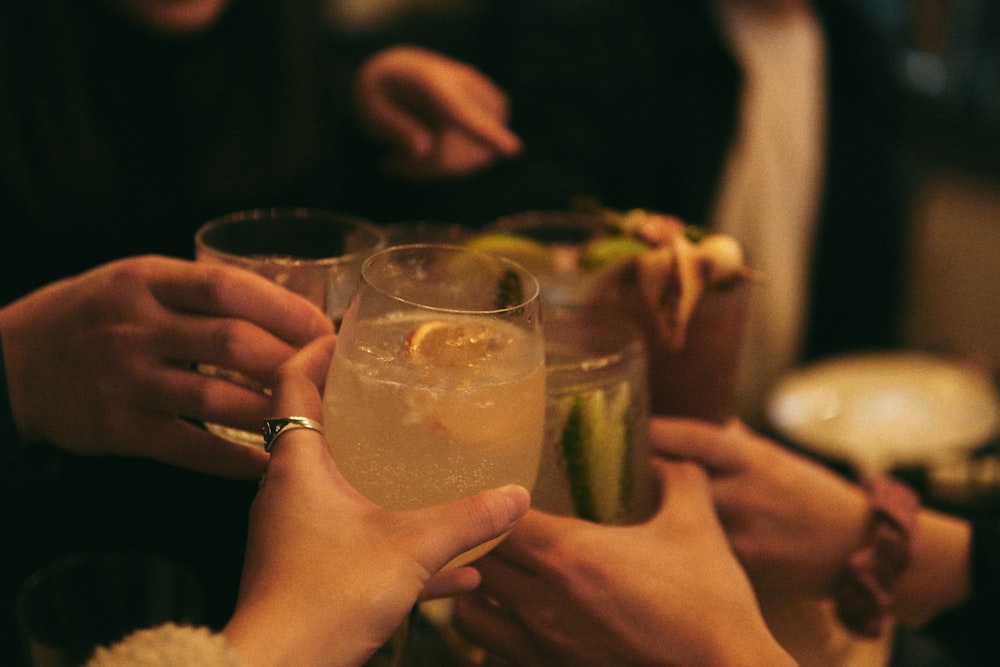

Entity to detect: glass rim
[360,243,541,314]
[194,207,386,267]
[545,337,646,374]
[544,311,646,374]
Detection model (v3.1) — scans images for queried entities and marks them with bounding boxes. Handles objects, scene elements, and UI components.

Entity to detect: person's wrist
[833,475,919,636]
[705,625,798,667]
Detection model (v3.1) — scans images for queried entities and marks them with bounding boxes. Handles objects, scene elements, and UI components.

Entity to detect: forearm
[702,621,799,667]
[894,508,972,627]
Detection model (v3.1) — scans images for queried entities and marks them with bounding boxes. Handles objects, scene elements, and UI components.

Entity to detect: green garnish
[561,395,598,522]
[684,225,707,243]
[559,384,635,524]
[494,269,524,310]
[578,236,648,271]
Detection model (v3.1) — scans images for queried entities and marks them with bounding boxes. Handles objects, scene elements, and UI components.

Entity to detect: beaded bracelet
[833,475,920,637]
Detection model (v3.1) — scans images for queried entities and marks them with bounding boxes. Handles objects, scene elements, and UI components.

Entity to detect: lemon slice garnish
[404,320,494,367]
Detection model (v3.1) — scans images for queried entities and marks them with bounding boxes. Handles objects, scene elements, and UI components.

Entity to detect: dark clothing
[0,1,370,663]
[344,0,912,362]
[0,0,363,305]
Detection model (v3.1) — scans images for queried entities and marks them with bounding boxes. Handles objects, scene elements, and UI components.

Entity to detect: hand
[453,459,796,667]
[354,45,522,180]
[0,256,333,478]
[649,416,869,599]
[223,336,531,667]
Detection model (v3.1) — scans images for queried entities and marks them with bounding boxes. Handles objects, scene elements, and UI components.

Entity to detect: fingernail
[501,133,523,155]
[500,484,531,522]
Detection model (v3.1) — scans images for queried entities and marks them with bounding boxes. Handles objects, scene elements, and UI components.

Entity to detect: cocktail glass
[195,207,386,325]
[534,309,656,524]
[608,280,751,422]
[322,244,545,665]
[487,209,751,423]
[487,210,619,312]
[194,207,385,446]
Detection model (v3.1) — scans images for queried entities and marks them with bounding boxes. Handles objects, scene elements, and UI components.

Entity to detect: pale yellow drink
[323,313,545,565]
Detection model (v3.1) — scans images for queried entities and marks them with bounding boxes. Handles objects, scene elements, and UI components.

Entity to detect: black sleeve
[0,331,62,495]
[0,331,23,489]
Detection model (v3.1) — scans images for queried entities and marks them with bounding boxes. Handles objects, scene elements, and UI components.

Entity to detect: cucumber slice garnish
[559,383,634,524]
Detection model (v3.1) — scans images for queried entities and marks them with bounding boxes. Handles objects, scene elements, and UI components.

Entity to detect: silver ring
[262,416,324,452]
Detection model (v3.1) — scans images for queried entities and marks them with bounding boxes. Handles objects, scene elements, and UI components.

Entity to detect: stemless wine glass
[323,244,545,666]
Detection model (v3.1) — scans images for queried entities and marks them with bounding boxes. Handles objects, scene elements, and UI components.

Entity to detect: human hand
[223,336,531,667]
[649,416,869,599]
[453,459,796,667]
[0,256,333,478]
[354,45,522,180]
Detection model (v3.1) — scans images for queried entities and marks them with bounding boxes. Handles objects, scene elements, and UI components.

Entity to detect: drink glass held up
[323,244,546,564]
[534,309,656,525]
[194,207,385,445]
[323,244,545,665]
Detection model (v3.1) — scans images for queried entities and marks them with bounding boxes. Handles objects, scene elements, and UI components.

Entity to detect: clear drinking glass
[533,309,656,525]
[487,209,619,312]
[487,209,750,422]
[323,244,545,665]
[194,207,386,445]
[195,207,386,325]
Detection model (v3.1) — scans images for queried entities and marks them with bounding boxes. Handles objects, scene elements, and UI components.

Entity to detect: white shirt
[710,0,828,424]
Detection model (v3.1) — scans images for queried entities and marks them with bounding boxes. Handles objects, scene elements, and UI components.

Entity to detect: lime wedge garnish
[465,233,555,276]
[579,236,648,271]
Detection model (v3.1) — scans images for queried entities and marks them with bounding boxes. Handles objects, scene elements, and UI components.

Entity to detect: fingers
[110,415,268,479]
[453,591,530,666]
[356,46,521,181]
[262,335,337,461]
[384,129,512,180]
[438,76,521,157]
[155,315,302,389]
[485,509,579,572]
[270,334,337,417]
[407,485,530,573]
[466,548,538,610]
[150,260,333,345]
[648,415,741,471]
[363,91,436,159]
[419,566,482,601]
[262,336,351,483]
[134,361,272,434]
[648,458,727,536]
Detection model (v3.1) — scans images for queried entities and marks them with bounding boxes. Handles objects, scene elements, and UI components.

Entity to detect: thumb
[409,484,530,571]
